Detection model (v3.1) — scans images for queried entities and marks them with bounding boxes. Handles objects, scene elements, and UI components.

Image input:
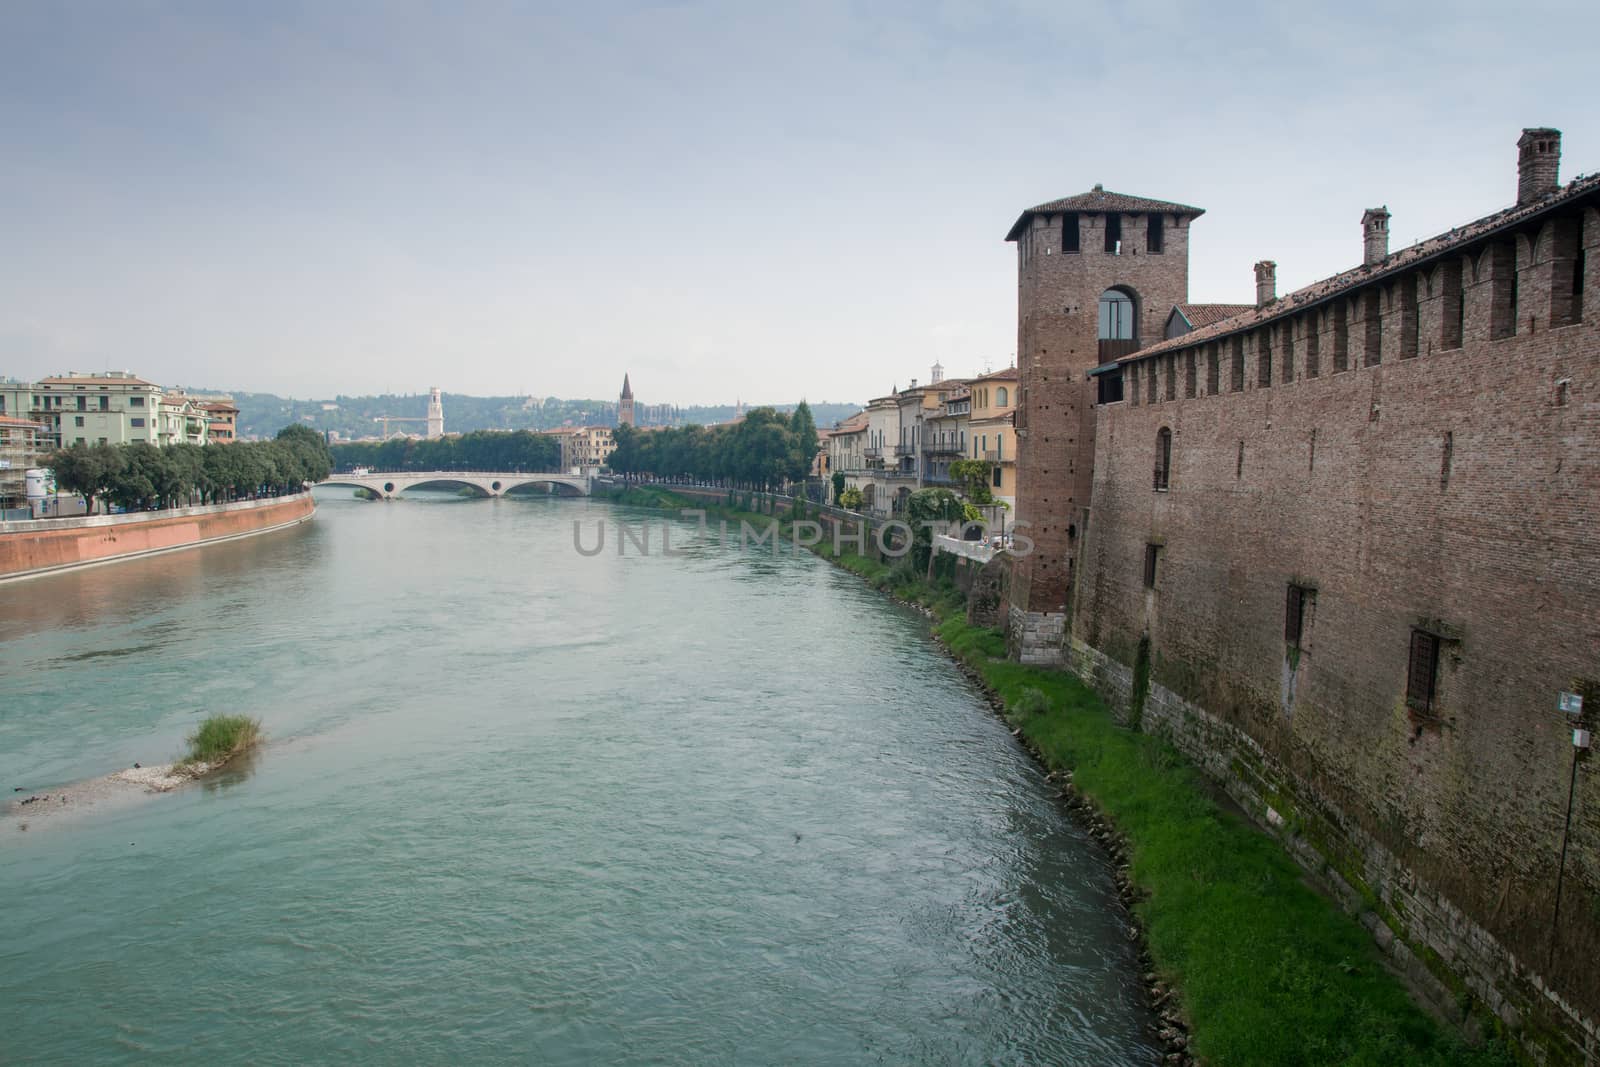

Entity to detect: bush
[1012,686,1050,719]
[177,714,262,769]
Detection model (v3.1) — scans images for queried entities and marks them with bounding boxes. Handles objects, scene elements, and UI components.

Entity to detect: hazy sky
[3,1,1595,407]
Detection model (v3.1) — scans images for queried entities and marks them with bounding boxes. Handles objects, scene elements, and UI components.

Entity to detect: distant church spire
[619,374,636,427]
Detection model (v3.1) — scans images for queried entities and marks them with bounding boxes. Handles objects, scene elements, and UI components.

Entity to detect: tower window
[1105,214,1122,254]
[1144,543,1160,588]
[1153,427,1172,491]
[1230,335,1245,392]
[1206,343,1220,394]
[1257,331,1272,387]
[1147,215,1164,254]
[1098,289,1135,340]
[1063,213,1079,254]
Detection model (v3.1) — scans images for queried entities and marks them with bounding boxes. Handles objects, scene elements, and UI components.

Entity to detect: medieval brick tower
[1005,186,1202,662]
[619,374,635,428]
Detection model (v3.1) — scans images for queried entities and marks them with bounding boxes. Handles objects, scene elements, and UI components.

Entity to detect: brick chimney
[1362,207,1390,266]
[1254,260,1277,307]
[1517,128,1561,204]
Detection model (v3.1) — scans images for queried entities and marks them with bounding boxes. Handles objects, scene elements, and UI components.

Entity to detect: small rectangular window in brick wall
[1231,336,1246,391]
[1147,215,1163,254]
[1147,362,1157,404]
[1285,584,1308,646]
[1165,355,1177,401]
[1206,344,1220,394]
[1406,630,1441,714]
[1281,321,1295,383]
[1185,351,1197,398]
[1257,330,1272,387]
[1144,543,1159,588]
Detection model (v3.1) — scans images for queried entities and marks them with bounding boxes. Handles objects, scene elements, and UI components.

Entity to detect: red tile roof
[1172,303,1255,329]
[1007,185,1205,241]
[1124,172,1600,366]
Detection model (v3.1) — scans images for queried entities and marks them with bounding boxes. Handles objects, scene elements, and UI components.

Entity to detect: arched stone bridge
[315,471,591,499]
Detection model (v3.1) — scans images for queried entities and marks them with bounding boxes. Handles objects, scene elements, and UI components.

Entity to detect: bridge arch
[316,471,591,500]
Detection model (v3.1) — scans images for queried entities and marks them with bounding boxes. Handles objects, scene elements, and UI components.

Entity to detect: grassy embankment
[603,485,1512,1065]
[174,714,263,774]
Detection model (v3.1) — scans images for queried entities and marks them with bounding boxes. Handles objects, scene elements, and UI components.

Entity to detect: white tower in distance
[426,386,444,438]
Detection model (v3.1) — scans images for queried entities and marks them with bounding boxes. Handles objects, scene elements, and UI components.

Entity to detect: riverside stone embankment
[0,493,314,581]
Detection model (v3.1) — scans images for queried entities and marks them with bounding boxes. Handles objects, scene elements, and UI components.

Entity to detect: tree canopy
[329,430,560,473]
[607,407,818,490]
[47,426,333,512]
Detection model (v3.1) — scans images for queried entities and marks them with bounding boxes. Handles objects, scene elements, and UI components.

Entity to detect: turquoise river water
[0,490,1158,1064]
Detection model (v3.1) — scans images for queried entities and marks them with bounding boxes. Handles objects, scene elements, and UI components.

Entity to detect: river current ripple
[0,491,1158,1064]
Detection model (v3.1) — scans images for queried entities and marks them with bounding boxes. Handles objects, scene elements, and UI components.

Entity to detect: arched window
[1154,427,1172,490]
[1099,289,1135,340]
[996,386,1008,407]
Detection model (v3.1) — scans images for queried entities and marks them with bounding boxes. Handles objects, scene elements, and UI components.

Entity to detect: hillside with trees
[329,430,561,472]
[216,390,861,441]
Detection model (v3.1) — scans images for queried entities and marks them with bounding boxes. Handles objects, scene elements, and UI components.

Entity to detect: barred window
[1406,630,1441,714]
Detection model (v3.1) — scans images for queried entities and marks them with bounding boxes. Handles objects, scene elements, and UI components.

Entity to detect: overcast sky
[3,1,1595,407]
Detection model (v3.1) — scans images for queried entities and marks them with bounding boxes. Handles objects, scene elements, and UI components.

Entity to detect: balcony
[981,451,1002,463]
[1098,338,1141,362]
[923,442,963,457]
[893,444,915,456]
[863,446,884,460]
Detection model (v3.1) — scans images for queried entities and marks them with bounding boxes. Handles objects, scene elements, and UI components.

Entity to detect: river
[0,489,1158,1064]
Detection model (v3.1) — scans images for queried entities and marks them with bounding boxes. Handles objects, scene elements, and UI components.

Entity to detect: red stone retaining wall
[0,494,315,580]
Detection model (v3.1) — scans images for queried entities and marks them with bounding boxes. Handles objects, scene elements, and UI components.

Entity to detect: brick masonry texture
[1008,200,1196,655]
[1012,154,1600,1058]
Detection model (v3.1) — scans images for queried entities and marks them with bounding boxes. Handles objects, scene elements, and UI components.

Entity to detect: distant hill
[213,390,864,441]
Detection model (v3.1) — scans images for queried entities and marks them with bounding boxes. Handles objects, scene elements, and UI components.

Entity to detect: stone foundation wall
[1068,635,1597,1063]
[1008,605,1067,666]
[0,494,315,580]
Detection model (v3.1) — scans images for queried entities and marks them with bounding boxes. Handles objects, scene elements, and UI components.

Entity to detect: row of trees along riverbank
[606,404,819,490]
[46,425,332,514]
[329,429,561,473]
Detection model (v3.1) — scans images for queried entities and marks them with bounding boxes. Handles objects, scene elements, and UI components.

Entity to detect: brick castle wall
[1069,201,1600,1055]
